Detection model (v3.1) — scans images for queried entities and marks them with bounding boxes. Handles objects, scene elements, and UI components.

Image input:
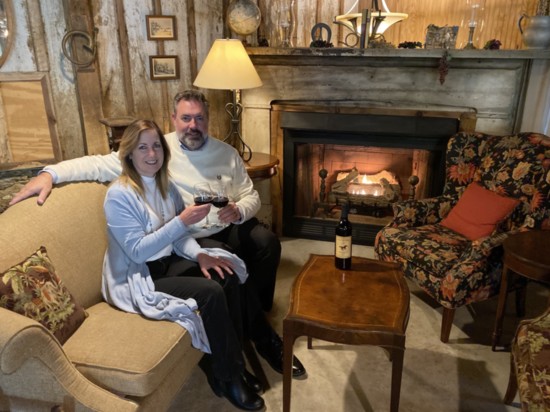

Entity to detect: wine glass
[193,182,213,228]
[211,181,230,228]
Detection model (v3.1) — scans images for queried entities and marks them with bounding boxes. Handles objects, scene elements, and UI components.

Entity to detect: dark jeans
[198,217,281,343]
[147,254,243,382]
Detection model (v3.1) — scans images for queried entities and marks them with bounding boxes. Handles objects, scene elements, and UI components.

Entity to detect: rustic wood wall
[0,0,542,167]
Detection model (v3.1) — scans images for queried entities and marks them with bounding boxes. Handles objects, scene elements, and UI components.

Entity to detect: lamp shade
[193,39,262,90]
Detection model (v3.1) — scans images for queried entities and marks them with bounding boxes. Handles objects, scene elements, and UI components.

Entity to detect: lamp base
[224,90,252,162]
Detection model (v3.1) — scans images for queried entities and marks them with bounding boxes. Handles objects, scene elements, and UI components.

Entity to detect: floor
[168,237,547,412]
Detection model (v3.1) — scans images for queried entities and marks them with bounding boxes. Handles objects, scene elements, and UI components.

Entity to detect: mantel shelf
[247,47,550,65]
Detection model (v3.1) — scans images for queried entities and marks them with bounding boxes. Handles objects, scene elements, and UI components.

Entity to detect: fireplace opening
[276,106,476,245]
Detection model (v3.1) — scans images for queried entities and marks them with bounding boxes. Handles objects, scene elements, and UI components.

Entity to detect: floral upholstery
[375,132,550,339]
[507,307,550,411]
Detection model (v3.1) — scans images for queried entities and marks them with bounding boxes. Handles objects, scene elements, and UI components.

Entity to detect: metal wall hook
[62,28,97,67]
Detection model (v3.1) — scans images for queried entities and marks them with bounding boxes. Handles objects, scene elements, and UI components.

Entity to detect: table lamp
[193,38,262,161]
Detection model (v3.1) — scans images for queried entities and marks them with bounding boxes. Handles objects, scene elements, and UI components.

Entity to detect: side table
[492,230,550,351]
[243,152,279,180]
[283,254,410,412]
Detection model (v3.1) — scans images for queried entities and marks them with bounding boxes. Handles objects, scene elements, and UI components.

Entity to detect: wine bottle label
[335,235,352,259]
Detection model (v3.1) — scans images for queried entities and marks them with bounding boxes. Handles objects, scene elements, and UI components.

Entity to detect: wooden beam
[62,0,108,155]
[186,0,198,82]
[114,0,135,116]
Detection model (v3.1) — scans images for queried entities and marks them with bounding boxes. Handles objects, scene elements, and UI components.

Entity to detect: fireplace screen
[294,143,431,229]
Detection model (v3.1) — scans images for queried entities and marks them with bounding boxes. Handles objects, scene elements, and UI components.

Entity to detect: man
[10,89,306,378]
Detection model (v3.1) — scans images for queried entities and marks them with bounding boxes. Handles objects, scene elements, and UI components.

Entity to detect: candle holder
[463,0,485,49]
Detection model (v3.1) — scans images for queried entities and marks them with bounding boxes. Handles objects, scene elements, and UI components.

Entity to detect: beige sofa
[0,182,202,411]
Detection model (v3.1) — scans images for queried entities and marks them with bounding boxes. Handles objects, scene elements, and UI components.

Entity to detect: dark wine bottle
[335,202,352,269]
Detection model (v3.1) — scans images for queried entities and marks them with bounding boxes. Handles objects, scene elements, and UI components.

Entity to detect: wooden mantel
[247,47,550,64]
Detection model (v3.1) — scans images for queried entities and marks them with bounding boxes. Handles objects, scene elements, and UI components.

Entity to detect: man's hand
[217,202,241,224]
[9,173,54,206]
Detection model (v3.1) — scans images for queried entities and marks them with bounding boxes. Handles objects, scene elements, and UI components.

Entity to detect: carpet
[169,238,547,411]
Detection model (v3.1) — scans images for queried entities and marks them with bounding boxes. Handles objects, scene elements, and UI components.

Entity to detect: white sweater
[45,133,261,238]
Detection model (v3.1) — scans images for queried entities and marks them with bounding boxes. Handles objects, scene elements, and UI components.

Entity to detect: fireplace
[274,103,476,245]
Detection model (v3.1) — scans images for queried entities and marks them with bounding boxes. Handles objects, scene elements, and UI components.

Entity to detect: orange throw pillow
[441,182,520,240]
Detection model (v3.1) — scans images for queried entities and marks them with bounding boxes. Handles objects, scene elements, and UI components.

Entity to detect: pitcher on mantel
[519,14,550,49]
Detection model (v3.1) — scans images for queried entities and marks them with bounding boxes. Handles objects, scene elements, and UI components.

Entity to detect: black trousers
[147,255,244,382]
[198,217,281,343]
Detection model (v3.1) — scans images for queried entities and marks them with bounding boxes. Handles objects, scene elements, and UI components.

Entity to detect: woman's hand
[197,253,235,280]
[179,204,211,226]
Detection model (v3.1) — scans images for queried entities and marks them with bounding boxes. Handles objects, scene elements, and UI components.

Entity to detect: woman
[101,119,264,411]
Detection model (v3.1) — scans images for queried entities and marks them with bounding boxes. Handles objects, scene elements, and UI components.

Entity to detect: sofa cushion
[441,182,519,240]
[0,246,87,345]
[63,302,200,397]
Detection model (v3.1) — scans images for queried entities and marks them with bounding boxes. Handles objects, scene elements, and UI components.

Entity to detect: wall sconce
[193,39,262,161]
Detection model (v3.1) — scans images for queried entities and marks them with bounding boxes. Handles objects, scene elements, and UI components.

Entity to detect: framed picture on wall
[146,15,177,40]
[149,56,179,80]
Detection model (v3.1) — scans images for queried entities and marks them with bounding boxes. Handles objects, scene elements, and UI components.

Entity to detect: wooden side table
[244,152,279,180]
[492,230,550,351]
[283,255,410,412]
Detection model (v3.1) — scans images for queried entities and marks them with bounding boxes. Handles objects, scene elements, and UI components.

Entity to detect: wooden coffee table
[282,254,410,412]
[491,230,550,351]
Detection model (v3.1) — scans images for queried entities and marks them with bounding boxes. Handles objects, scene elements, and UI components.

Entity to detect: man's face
[171,99,208,150]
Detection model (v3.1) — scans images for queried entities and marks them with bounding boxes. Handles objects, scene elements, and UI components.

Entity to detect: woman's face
[130,128,164,177]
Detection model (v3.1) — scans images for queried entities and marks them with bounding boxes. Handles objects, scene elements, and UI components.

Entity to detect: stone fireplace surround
[241,48,550,240]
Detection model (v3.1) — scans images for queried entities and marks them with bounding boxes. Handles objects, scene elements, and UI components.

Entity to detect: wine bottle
[335,202,352,269]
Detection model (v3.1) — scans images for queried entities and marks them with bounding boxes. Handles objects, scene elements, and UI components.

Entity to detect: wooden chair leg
[504,353,518,405]
[515,279,527,317]
[441,307,456,343]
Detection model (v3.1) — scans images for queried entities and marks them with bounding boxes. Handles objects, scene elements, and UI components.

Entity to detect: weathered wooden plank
[0,81,54,162]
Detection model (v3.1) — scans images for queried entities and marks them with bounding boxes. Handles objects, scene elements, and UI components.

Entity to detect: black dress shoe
[218,375,265,411]
[242,368,263,393]
[255,334,307,378]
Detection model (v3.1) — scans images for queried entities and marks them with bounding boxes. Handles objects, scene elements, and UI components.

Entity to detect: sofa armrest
[389,195,458,228]
[0,308,138,411]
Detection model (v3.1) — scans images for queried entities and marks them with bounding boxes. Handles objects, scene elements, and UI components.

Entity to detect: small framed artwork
[149,55,179,80]
[146,15,177,40]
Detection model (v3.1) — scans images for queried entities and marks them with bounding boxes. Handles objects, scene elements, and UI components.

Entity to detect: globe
[227,0,261,36]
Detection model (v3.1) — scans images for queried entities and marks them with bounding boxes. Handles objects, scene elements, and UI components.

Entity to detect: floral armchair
[504,305,550,411]
[375,132,550,343]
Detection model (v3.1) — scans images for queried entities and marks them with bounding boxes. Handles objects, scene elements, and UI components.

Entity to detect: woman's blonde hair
[117,119,171,199]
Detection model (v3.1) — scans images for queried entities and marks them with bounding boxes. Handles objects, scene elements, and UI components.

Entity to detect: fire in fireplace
[274,104,476,245]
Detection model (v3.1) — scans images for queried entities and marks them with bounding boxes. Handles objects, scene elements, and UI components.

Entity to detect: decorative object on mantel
[463,0,486,49]
[277,0,296,47]
[310,23,334,48]
[398,41,423,49]
[425,24,459,49]
[227,0,261,37]
[334,0,407,48]
[483,39,502,50]
[193,39,262,162]
[519,0,550,49]
[438,50,451,85]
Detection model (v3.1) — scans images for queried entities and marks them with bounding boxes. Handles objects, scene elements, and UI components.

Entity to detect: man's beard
[178,129,206,150]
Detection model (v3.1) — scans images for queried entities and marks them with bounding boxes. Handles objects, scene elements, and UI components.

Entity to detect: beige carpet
[169,238,548,411]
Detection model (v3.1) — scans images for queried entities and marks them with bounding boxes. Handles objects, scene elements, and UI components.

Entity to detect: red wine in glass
[212,196,229,208]
[193,182,213,228]
[194,195,213,205]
